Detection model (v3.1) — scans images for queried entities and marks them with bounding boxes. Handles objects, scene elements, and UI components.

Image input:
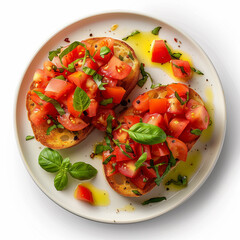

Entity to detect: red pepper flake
[64,38,70,43]
[174,38,178,42]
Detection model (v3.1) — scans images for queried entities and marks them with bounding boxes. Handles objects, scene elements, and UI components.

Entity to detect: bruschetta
[26,37,140,149]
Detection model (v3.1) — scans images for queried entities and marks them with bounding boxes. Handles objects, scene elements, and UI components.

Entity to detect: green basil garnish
[135,152,148,169]
[125,144,133,153]
[119,55,124,61]
[151,26,162,35]
[190,129,202,135]
[172,62,187,75]
[48,47,62,61]
[95,144,112,154]
[100,46,111,58]
[33,91,65,115]
[100,98,113,106]
[26,135,34,141]
[171,52,182,59]
[73,87,90,114]
[106,114,114,137]
[174,91,189,105]
[122,30,140,41]
[142,197,166,205]
[54,75,66,80]
[132,190,142,196]
[128,51,134,60]
[138,63,157,89]
[92,73,107,90]
[103,154,116,165]
[82,66,96,76]
[67,58,83,72]
[122,123,166,145]
[191,67,204,75]
[166,175,188,187]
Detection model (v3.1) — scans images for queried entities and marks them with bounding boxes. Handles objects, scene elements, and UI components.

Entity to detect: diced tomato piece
[149,98,169,114]
[133,93,149,112]
[179,124,200,143]
[112,124,129,143]
[92,109,117,131]
[167,98,185,114]
[102,77,118,88]
[131,172,150,189]
[143,113,165,129]
[43,61,57,78]
[86,99,99,117]
[33,69,49,88]
[118,160,140,178]
[168,117,189,138]
[113,144,136,162]
[84,78,98,99]
[102,150,118,177]
[163,112,173,127]
[142,162,157,179]
[166,137,188,162]
[156,156,169,176]
[75,58,99,72]
[45,78,74,100]
[151,142,170,157]
[151,40,172,64]
[171,60,193,80]
[186,99,203,110]
[75,185,94,205]
[66,90,81,118]
[135,143,152,161]
[101,87,126,104]
[57,112,89,131]
[98,56,132,80]
[30,106,49,126]
[124,115,141,128]
[29,88,46,106]
[166,83,189,98]
[67,71,88,88]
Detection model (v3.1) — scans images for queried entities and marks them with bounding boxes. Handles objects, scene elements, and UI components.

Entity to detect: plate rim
[14,10,227,224]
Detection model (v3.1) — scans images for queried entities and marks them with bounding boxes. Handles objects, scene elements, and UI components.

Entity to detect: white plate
[15,11,226,223]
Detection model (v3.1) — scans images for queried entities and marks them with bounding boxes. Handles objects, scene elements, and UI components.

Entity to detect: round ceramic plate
[15,12,226,223]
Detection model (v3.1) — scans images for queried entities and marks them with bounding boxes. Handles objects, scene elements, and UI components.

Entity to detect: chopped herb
[26,135,34,141]
[125,144,133,153]
[106,115,114,137]
[67,58,83,72]
[172,62,187,74]
[164,41,172,55]
[135,152,148,169]
[175,91,189,105]
[119,55,124,61]
[190,129,202,135]
[113,139,133,160]
[100,46,111,58]
[46,123,64,135]
[82,66,96,76]
[142,197,166,205]
[171,52,182,59]
[151,26,162,35]
[100,98,113,106]
[48,47,62,61]
[132,190,142,196]
[138,63,155,88]
[92,73,107,90]
[73,87,91,114]
[122,30,140,41]
[103,154,116,165]
[54,75,66,80]
[128,51,134,60]
[95,144,112,154]
[166,175,188,186]
[111,163,117,174]
[191,67,204,75]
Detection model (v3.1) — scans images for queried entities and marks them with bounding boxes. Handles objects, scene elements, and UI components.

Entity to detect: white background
[2,0,239,239]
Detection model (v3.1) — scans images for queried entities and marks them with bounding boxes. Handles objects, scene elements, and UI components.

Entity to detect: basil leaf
[106,114,114,137]
[46,125,57,135]
[103,154,116,165]
[54,168,68,191]
[33,91,65,115]
[67,58,83,72]
[190,129,202,135]
[171,52,182,59]
[151,26,161,35]
[26,135,34,141]
[137,75,148,88]
[135,152,147,169]
[38,148,63,173]
[166,175,188,186]
[61,157,71,170]
[54,75,66,80]
[100,98,113,106]
[92,73,107,90]
[164,41,172,55]
[151,83,162,89]
[105,136,111,147]
[111,163,117,174]
[125,144,133,153]
[119,55,124,61]
[83,66,96,76]
[113,139,133,160]
[138,63,155,88]
[68,162,97,180]
[48,47,62,61]
[123,123,166,145]
[132,190,142,196]
[73,87,90,114]
[142,197,166,205]
[174,91,189,105]
[95,144,111,154]
[128,51,134,60]
[191,67,204,75]
[100,46,111,58]
[122,30,140,41]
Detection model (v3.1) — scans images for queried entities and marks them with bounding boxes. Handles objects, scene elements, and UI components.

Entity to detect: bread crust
[104,86,205,197]
[26,38,140,149]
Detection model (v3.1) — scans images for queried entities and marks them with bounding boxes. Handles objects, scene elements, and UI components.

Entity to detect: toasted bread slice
[26,38,140,149]
[104,86,205,197]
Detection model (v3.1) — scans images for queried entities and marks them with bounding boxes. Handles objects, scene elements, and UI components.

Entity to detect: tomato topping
[163,112,173,127]
[75,185,94,205]
[135,143,152,161]
[103,150,118,177]
[171,60,192,80]
[102,77,118,88]
[86,99,99,117]
[151,142,170,157]
[30,106,49,126]
[57,112,89,131]
[45,78,74,100]
[166,83,189,98]
[166,137,188,162]
[67,71,88,88]
[167,97,185,114]
[84,78,98,99]
[91,109,117,131]
[131,172,150,189]
[143,113,165,129]
[151,40,172,64]
[124,115,141,128]
[118,160,140,178]
[98,56,132,80]
[113,144,136,162]
[75,58,99,72]
[179,124,200,143]
[133,93,149,112]
[149,98,169,114]
[112,124,129,143]
[43,61,57,78]
[66,91,81,118]
[101,87,126,104]
[168,117,190,138]
[33,69,49,88]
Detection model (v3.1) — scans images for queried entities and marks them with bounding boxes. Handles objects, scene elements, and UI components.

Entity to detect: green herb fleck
[151,26,162,35]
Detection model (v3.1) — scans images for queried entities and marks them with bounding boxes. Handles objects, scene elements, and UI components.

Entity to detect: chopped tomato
[168,117,189,138]
[29,88,46,106]
[75,58,99,72]
[30,106,49,126]
[66,91,81,118]
[143,113,165,129]
[43,61,57,78]
[118,160,140,178]
[171,60,192,80]
[167,97,185,114]
[166,83,189,98]
[57,112,89,131]
[75,185,94,205]
[67,71,88,88]
[113,144,136,162]
[33,69,49,88]
[45,78,74,100]
[186,99,203,110]
[179,124,200,143]
[86,99,99,117]
[149,98,169,114]
[98,56,132,80]
[156,156,169,176]
[166,137,188,162]
[142,162,157,178]
[131,172,150,189]
[84,78,98,99]
[151,40,172,64]
[112,124,129,143]
[103,150,118,177]
[124,115,141,128]
[101,87,126,104]
[102,77,118,88]
[163,112,173,127]
[133,93,149,112]
[135,143,152,161]
[91,109,117,131]
[151,142,170,157]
